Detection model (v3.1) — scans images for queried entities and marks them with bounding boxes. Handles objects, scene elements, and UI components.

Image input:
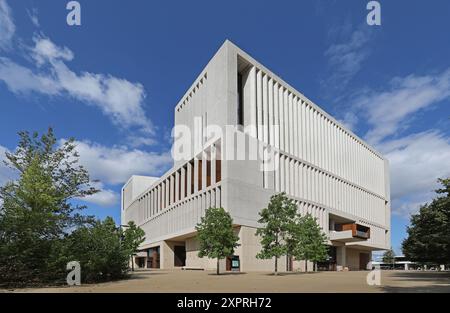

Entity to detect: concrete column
[274,152,279,192]
[288,92,293,155]
[273,83,280,149]
[202,151,207,190]
[284,90,289,154]
[337,246,347,271]
[294,97,299,157]
[248,67,257,138]
[279,156,285,192]
[160,241,174,270]
[289,159,295,195]
[279,86,285,151]
[268,78,274,146]
[262,74,269,144]
[300,101,306,160]
[256,69,263,140]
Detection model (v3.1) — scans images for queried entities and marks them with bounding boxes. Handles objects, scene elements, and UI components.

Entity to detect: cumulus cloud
[324,24,374,92]
[0,57,60,94]
[80,181,119,207]
[0,0,14,50]
[72,140,172,185]
[0,35,154,137]
[379,131,450,217]
[31,36,74,65]
[332,66,450,218]
[356,69,450,145]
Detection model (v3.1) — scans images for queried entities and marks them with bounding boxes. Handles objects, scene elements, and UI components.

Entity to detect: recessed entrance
[359,253,370,270]
[147,247,160,269]
[174,245,186,267]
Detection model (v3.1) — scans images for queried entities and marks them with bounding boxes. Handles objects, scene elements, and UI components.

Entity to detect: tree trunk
[131,255,134,271]
[217,258,220,275]
[274,257,278,275]
[305,259,308,272]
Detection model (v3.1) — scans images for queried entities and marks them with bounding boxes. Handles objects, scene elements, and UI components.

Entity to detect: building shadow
[207,272,248,276]
[264,271,325,276]
[126,271,167,280]
[382,271,450,293]
[387,271,450,281]
[382,284,450,293]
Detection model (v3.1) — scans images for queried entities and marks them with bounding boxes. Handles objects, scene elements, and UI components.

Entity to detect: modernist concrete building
[121,40,391,272]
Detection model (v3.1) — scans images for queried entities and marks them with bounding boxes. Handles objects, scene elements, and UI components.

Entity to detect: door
[174,245,186,267]
[359,253,370,270]
[226,257,232,271]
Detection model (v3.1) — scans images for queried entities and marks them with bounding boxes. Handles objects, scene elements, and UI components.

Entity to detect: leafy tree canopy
[382,249,396,264]
[0,128,98,285]
[402,178,450,265]
[195,207,239,275]
[256,193,297,274]
[292,214,328,271]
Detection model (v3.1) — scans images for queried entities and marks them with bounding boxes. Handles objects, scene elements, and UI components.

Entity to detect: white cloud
[80,181,119,207]
[335,67,450,218]
[26,8,39,27]
[338,111,358,132]
[324,24,373,90]
[379,131,450,218]
[356,69,450,145]
[0,57,60,94]
[72,140,172,185]
[0,0,14,50]
[0,34,154,142]
[31,36,74,65]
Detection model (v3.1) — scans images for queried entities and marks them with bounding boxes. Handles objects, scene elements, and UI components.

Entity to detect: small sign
[231,256,240,271]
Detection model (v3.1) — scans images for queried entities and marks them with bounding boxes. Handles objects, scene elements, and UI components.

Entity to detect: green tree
[293,214,328,272]
[195,207,239,275]
[382,249,396,268]
[63,217,129,282]
[0,129,98,285]
[122,221,146,271]
[402,178,450,265]
[256,193,297,275]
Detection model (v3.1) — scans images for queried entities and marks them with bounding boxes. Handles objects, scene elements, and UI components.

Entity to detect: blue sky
[1,0,449,255]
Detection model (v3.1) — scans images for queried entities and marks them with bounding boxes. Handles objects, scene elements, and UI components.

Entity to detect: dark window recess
[206,160,211,187]
[178,170,182,201]
[216,159,221,183]
[190,160,195,195]
[174,246,186,267]
[159,185,163,209]
[237,73,244,126]
[184,166,188,198]
[168,180,171,206]
[198,160,203,191]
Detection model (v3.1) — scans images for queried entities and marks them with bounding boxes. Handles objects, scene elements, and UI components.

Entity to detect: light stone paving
[8,270,450,293]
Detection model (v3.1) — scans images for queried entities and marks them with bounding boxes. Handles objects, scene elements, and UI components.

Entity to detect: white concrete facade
[122,40,391,272]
